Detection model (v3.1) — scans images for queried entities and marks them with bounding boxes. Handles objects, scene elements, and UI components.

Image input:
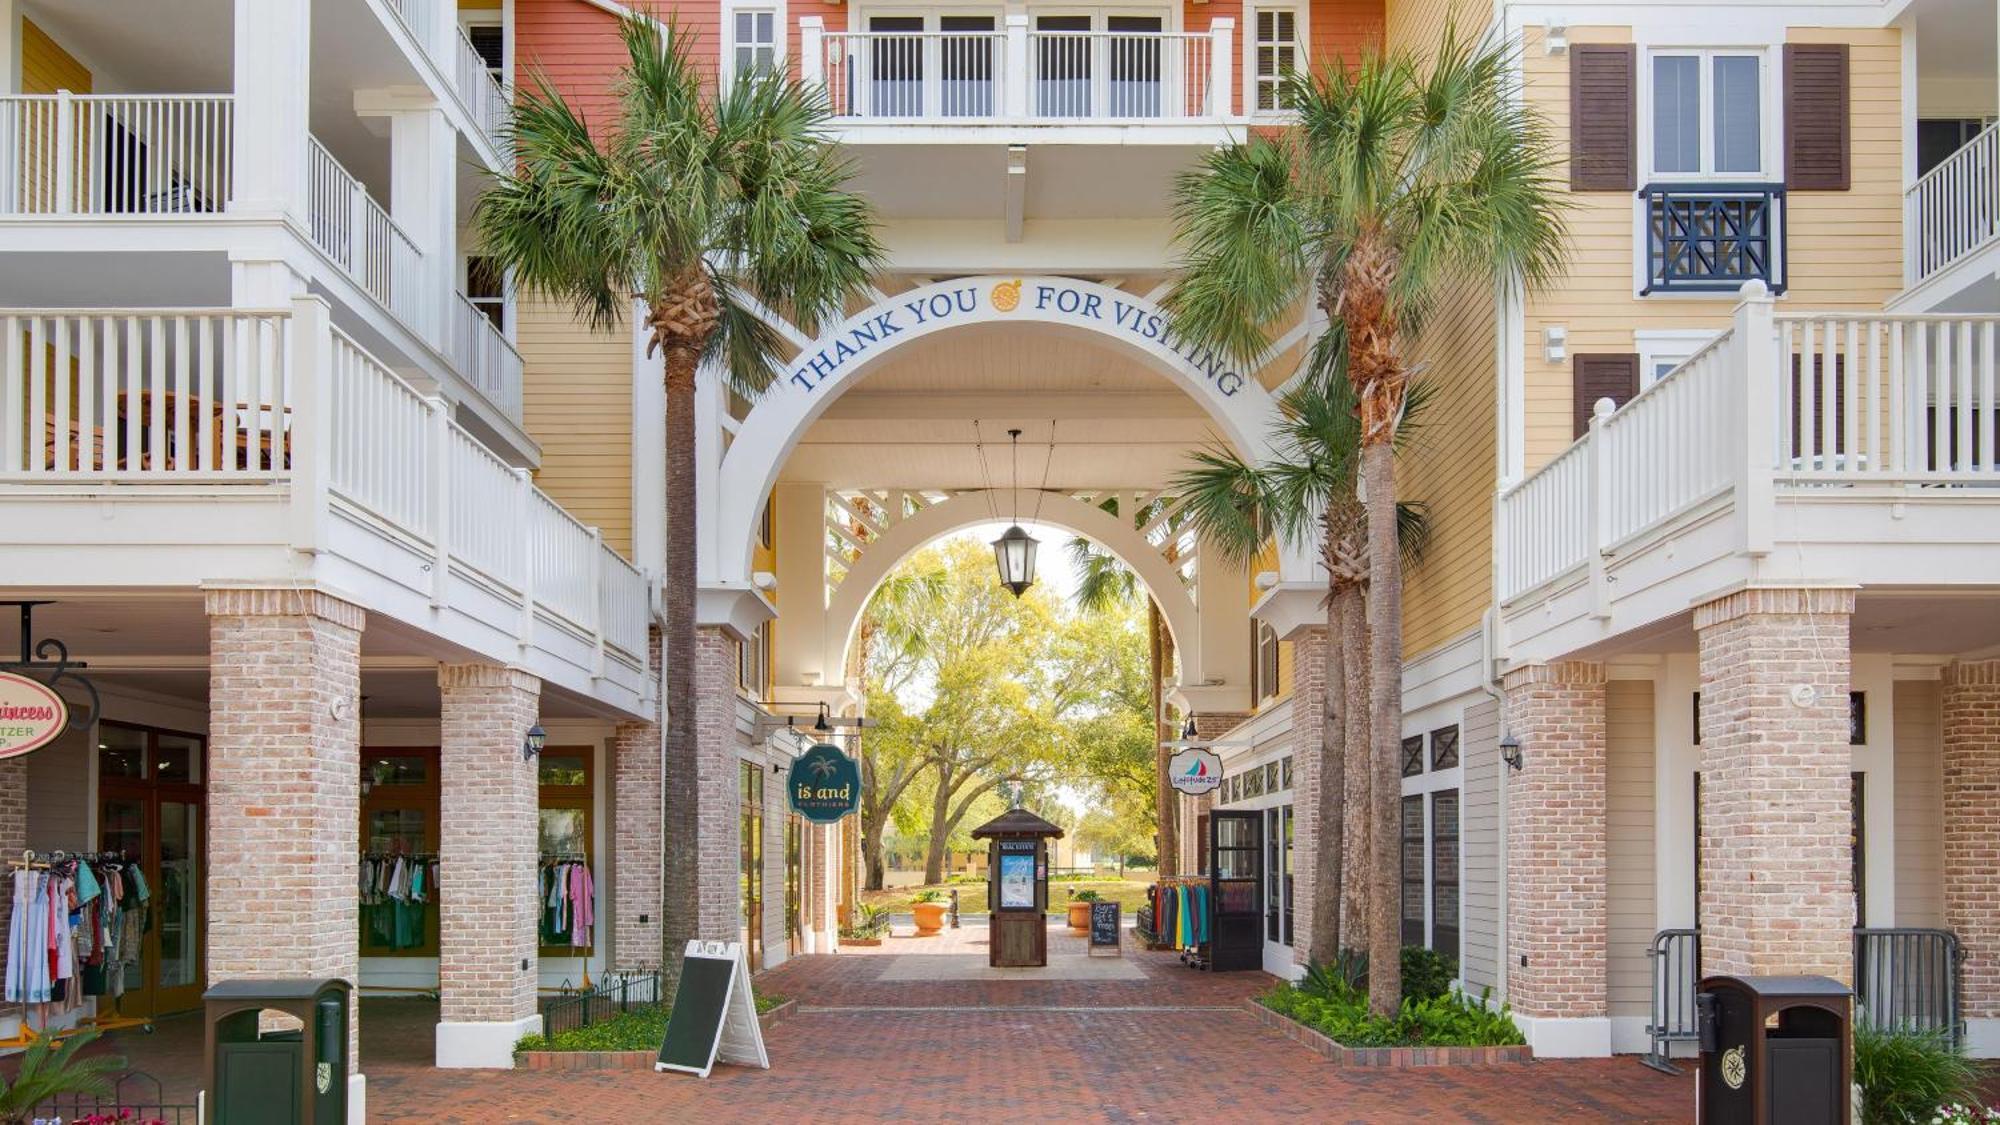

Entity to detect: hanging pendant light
[992,428,1038,597]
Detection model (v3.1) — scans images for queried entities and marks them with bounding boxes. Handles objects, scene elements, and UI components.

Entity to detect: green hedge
[1261,951,1524,1049]
[513,994,788,1055]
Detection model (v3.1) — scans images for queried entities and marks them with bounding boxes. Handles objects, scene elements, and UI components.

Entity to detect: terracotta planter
[1066,901,1092,933]
[912,902,947,935]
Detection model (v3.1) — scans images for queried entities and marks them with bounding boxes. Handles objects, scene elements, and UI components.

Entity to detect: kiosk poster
[998,852,1035,909]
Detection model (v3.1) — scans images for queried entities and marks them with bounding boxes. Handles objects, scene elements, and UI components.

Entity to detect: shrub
[515,1005,670,1054]
[1071,889,1102,902]
[1301,947,1456,1006]
[1259,982,1523,1049]
[0,1029,126,1125]
[1853,1020,1980,1125]
[912,889,947,904]
[1401,946,1458,1004]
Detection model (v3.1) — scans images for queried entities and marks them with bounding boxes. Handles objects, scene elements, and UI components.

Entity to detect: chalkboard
[1088,901,1120,951]
[656,952,734,1076]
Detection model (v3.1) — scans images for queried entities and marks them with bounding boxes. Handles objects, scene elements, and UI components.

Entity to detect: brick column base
[1944,659,2000,1054]
[436,663,542,1068]
[1502,661,1608,1055]
[205,587,364,1080]
[1694,588,1854,981]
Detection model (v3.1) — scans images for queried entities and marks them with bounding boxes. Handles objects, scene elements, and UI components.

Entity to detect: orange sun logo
[991,279,1022,312]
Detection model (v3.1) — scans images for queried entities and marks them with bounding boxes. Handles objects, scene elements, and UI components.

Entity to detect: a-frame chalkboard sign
[656,940,769,1077]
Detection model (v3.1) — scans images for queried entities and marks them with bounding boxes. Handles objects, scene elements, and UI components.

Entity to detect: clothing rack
[1151,876,1213,971]
[539,854,595,990]
[2,850,156,1043]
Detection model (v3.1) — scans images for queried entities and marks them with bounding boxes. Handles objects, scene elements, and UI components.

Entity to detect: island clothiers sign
[0,672,67,760]
[787,743,862,825]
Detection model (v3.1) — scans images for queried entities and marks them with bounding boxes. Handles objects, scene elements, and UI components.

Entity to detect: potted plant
[911,889,948,936]
[1067,889,1100,933]
[840,903,891,947]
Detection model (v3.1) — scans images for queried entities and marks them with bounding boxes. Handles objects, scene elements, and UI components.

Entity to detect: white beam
[1004,146,1028,244]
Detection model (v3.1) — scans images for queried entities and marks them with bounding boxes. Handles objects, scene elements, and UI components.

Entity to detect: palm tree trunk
[1149,600,1177,878]
[1310,536,1346,963]
[1362,439,1404,1017]
[1159,623,1179,870]
[1339,583,1371,949]
[658,338,701,983]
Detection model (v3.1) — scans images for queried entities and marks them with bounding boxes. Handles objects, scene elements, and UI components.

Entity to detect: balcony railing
[1640,183,1786,295]
[1499,289,2000,604]
[307,137,429,341]
[1907,121,1998,286]
[380,0,509,152]
[0,93,233,216]
[803,18,1233,123]
[448,295,524,421]
[2,305,648,664]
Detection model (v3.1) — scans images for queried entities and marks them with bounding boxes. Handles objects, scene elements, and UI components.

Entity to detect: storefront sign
[786,743,861,824]
[0,671,66,760]
[1167,747,1223,796]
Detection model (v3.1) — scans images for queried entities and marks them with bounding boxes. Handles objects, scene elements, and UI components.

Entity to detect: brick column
[435,663,541,1068]
[1693,587,1855,981]
[661,628,743,979]
[1502,661,1607,1050]
[205,587,363,1075]
[1286,628,1327,964]
[1943,659,2000,1050]
[611,717,663,971]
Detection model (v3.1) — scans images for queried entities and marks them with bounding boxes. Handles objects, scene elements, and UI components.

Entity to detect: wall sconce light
[1542,324,1567,365]
[1499,732,1524,771]
[1544,20,1568,55]
[523,724,547,761]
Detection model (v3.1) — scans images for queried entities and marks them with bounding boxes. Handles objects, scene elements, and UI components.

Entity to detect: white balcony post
[52,90,75,214]
[1732,279,1778,557]
[232,0,311,218]
[515,467,536,650]
[1585,399,1613,620]
[589,526,607,680]
[1208,18,1234,119]
[347,181,368,276]
[358,92,452,350]
[428,395,452,606]
[288,296,334,554]
[1005,15,1031,120]
[800,18,826,88]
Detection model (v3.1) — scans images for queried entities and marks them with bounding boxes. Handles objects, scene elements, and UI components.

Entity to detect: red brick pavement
[54,934,1698,1122]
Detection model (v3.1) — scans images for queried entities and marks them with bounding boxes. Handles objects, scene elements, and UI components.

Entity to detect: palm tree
[475,11,883,981]
[1171,374,1428,984]
[1165,28,1563,1014]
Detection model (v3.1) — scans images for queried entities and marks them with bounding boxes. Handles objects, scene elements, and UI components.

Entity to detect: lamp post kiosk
[971,808,1064,968]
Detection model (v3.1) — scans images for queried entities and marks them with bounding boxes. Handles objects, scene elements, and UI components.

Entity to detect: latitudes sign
[787,743,861,824]
[0,672,66,760]
[784,278,1249,399]
[1167,747,1223,796]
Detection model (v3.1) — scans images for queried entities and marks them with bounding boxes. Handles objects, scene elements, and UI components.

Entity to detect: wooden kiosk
[972,808,1064,968]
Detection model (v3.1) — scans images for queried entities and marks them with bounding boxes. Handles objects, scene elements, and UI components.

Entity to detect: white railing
[448,294,524,419]
[307,137,429,340]
[1,309,289,477]
[2,303,651,664]
[387,0,440,53]
[453,23,510,151]
[1907,122,1998,285]
[0,93,233,216]
[805,18,1232,123]
[1498,287,2000,603]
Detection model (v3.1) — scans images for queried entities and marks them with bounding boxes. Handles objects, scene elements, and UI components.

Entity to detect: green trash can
[203,978,351,1125]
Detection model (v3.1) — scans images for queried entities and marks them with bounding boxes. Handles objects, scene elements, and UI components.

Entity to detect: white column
[356,93,453,349]
[1004,15,1031,119]
[773,481,831,688]
[631,306,667,575]
[1208,18,1235,119]
[231,0,312,218]
[800,17,826,88]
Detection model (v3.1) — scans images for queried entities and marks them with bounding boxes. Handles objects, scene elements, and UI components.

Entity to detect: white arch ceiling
[820,489,1209,687]
[702,275,1317,588]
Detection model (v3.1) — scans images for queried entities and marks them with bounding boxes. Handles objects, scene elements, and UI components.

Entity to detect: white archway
[818,488,1211,689]
[702,275,1316,588]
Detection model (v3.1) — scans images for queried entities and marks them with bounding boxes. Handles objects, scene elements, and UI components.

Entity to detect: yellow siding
[517,296,635,556]
[1519,25,1905,473]
[22,19,91,95]
[1384,0,1491,57]
[1606,679,1657,1016]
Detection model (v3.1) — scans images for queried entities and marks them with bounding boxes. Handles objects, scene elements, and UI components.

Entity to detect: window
[732,9,778,79]
[1850,772,1865,923]
[360,749,440,956]
[740,760,765,970]
[466,256,505,333]
[1429,725,1459,771]
[1400,795,1425,946]
[1849,691,1866,745]
[1430,790,1459,962]
[1918,118,1996,177]
[1401,734,1425,778]
[1637,329,1721,386]
[538,747,594,954]
[463,22,505,84]
[1251,9,1301,112]
[739,623,771,697]
[1650,51,1765,177]
[1251,623,1281,704]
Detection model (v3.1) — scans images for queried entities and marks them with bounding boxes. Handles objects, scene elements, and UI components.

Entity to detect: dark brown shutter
[1785,44,1850,190]
[1570,45,1636,191]
[1573,353,1641,437]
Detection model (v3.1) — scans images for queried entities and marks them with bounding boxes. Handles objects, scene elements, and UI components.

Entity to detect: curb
[1241,1000,1535,1067]
[515,999,800,1070]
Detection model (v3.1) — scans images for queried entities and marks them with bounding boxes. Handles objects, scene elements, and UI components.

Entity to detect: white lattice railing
[1907,122,1998,285]
[448,294,523,419]
[0,93,233,216]
[307,137,429,340]
[452,22,510,151]
[1498,288,2000,604]
[804,19,1232,123]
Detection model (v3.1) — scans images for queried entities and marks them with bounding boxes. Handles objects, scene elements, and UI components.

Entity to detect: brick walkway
[59,920,1694,1122]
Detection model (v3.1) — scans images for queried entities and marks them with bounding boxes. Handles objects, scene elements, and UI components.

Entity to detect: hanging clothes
[539,857,593,948]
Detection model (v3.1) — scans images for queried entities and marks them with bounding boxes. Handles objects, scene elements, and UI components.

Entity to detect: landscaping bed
[515,995,793,1071]
[1252,949,1529,1067]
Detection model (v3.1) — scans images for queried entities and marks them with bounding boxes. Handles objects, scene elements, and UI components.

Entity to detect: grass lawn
[861,876,1155,918]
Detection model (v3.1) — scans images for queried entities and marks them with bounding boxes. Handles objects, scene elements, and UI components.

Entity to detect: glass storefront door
[97,722,206,1016]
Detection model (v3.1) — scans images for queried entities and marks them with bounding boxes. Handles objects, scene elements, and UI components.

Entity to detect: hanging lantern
[992,524,1038,597]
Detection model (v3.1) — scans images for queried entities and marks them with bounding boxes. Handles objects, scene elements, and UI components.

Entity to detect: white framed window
[458,16,505,84]
[1646,49,1770,179]
[1250,622,1280,704]
[1636,328,1722,386]
[731,8,780,79]
[1248,7,1303,113]
[1399,720,1463,962]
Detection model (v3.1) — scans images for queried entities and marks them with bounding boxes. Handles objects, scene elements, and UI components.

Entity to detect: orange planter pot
[912,902,947,936]
[1066,901,1092,933]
